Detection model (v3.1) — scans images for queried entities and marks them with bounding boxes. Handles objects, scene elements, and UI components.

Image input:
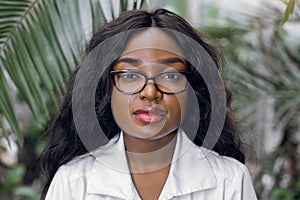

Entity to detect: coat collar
[86,129,217,199]
[159,129,217,199]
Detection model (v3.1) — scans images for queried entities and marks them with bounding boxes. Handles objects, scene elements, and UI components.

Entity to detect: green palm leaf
[0,0,146,144]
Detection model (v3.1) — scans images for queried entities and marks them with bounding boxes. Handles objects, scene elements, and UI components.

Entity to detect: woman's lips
[133,106,167,124]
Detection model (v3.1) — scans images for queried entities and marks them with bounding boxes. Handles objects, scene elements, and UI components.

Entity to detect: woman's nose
[138,82,163,101]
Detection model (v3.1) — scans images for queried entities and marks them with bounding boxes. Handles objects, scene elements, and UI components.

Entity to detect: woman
[41,8,257,199]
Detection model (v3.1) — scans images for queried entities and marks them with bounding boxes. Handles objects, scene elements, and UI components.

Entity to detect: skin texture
[111,28,188,143]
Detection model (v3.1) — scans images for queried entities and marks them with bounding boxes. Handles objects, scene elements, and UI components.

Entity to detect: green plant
[0,0,147,144]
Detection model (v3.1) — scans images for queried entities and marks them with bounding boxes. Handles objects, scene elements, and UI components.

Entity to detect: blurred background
[0,0,299,199]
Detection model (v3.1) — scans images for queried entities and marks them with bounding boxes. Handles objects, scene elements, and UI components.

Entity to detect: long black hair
[40,8,245,199]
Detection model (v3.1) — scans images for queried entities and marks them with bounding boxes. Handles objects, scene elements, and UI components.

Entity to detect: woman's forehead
[122,28,183,57]
[118,48,185,63]
[114,50,187,72]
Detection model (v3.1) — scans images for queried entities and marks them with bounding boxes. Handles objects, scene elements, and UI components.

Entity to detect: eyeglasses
[110,70,189,95]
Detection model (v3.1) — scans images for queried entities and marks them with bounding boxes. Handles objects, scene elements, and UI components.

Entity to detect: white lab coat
[45,129,257,200]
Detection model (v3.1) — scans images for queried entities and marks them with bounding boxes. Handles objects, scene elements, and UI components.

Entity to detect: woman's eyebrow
[157,57,186,65]
[114,58,142,65]
[114,57,186,65]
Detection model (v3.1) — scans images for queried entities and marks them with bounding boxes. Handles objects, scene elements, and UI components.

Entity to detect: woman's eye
[119,73,141,81]
[161,73,182,80]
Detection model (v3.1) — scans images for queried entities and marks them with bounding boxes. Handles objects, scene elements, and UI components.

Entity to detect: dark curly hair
[40,8,245,199]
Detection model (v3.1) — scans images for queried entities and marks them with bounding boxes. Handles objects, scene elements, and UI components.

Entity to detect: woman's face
[111,28,188,140]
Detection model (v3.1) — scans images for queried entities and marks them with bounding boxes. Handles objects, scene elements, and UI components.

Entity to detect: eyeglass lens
[113,71,187,94]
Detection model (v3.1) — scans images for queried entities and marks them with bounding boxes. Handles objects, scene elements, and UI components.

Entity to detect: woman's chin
[123,126,177,141]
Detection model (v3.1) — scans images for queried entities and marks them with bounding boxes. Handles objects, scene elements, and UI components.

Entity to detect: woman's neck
[123,131,177,173]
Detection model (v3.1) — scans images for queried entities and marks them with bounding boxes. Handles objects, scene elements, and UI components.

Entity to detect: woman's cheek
[111,89,128,124]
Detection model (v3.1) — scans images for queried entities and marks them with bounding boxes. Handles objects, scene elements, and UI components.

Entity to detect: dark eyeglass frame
[110,70,190,95]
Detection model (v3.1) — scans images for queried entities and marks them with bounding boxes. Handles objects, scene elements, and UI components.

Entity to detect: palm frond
[202,4,300,130]
[0,0,149,144]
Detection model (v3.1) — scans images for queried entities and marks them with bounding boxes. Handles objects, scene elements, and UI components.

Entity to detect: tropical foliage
[0,0,147,145]
[197,1,300,199]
